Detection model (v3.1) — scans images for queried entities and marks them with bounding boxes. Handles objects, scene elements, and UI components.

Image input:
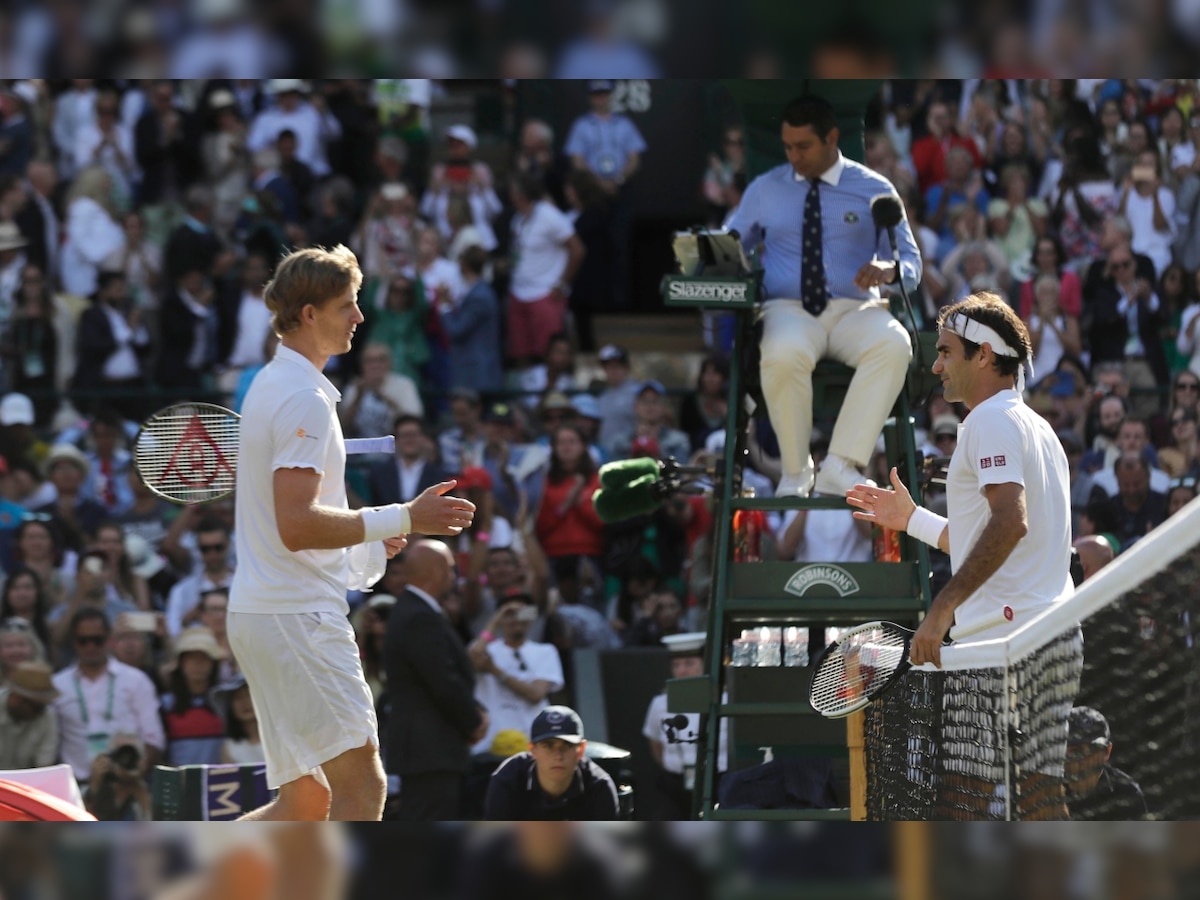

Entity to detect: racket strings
[135,407,239,504]
[810,626,909,717]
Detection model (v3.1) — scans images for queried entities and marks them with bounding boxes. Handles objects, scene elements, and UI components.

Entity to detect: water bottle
[733,488,765,562]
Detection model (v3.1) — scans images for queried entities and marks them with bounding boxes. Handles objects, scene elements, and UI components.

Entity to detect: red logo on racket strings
[160,415,235,487]
[1003,606,1014,621]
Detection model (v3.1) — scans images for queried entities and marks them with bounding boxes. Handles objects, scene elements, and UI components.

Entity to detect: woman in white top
[60,166,126,298]
[1027,274,1081,387]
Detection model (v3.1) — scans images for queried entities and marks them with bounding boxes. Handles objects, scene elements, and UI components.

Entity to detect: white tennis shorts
[227,610,379,790]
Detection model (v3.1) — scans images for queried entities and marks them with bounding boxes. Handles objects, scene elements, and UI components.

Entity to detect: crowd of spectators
[0,77,1198,821]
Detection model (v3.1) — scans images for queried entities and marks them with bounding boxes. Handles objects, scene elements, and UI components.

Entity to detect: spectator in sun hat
[35,443,108,553]
[483,704,619,820]
[930,414,961,457]
[160,625,227,766]
[0,660,60,769]
[0,220,28,316]
[1065,705,1148,821]
[610,380,691,463]
[420,123,503,252]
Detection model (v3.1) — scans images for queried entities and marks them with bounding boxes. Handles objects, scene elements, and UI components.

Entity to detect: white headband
[941,311,1034,392]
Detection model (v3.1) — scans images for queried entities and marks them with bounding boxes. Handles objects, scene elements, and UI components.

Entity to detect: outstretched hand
[845,467,917,532]
[409,481,476,535]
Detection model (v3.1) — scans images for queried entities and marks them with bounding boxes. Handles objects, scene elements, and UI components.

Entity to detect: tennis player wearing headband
[846,290,1082,820]
[228,245,476,821]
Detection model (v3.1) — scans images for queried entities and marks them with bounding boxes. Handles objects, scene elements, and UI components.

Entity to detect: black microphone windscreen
[870,193,904,229]
[598,457,659,490]
[664,714,691,730]
[594,475,664,523]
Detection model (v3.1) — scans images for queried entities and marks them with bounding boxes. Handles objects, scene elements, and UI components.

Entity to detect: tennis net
[863,496,1200,821]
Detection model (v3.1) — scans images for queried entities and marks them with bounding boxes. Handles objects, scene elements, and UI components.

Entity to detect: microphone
[598,457,660,490]
[870,193,904,264]
[870,193,903,230]
[664,714,691,730]
[594,474,669,523]
[598,457,713,491]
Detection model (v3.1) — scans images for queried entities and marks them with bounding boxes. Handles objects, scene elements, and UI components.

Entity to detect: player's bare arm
[275,470,477,551]
[911,482,1027,667]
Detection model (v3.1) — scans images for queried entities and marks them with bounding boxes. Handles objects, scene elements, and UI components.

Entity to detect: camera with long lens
[108,743,142,773]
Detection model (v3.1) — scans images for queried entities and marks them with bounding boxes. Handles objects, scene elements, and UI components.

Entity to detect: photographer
[85,732,151,821]
[468,588,563,754]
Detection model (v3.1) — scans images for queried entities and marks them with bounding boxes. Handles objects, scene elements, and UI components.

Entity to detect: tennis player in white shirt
[228,245,475,821]
[846,291,1082,820]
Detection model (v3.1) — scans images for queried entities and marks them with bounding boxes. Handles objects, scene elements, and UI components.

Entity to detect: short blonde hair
[264,244,363,336]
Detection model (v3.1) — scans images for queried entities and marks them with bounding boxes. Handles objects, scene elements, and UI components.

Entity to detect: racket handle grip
[345,437,395,455]
[948,610,1014,642]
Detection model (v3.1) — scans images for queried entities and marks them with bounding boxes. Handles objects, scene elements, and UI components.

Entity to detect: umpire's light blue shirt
[725,153,922,302]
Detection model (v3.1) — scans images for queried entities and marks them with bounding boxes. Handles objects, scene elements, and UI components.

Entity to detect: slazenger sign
[784,565,860,597]
[666,279,750,303]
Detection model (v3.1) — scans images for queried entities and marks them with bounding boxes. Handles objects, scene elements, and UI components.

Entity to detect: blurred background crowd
[1,820,1200,900]
[0,77,1198,822]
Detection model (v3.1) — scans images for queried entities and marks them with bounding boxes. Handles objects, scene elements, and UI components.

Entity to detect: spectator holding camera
[52,608,164,787]
[85,732,152,820]
[468,587,564,754]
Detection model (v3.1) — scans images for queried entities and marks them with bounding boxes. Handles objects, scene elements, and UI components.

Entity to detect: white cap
[445,124,477,149]
[265,79,308,96]
[662,632,707,656]
[124,533,165,579]
[0,393,34,426]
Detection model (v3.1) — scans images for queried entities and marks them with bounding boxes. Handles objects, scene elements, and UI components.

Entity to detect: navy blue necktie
[801,180,828,316]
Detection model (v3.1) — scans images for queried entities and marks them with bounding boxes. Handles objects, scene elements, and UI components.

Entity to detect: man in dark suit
[384,539,489,821]
[368,414,448,505]
[155,267,217,391]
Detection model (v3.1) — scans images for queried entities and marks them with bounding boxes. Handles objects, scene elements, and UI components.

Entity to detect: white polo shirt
[230,344,355,616]
[946,389,1074,640]
[509,200,574,301]
[471,638,564,753]
[642,692,729,775]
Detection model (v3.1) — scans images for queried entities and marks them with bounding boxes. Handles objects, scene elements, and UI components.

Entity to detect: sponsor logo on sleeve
[979,457,992,469]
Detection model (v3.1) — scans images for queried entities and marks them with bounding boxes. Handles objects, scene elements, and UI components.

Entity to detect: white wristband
[906,506,948,548]
[361,504,412,542]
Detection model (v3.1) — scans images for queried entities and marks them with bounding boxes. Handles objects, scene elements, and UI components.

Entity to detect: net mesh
[134,404,240,504]
[863,496,1200,821]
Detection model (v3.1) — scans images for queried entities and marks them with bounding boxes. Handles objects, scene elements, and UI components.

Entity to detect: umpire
[483,706,619,820]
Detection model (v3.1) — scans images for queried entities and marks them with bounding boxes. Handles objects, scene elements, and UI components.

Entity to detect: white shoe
[775,458,815,498]
[814,454,875,497]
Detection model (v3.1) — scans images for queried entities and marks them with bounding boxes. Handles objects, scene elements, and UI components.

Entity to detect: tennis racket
[133,401,395,505]
[807,612,1012,719]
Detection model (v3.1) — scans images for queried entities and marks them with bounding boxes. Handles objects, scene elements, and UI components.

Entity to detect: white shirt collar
[274,343,342,402]
[407,585,445,616]
[793,151,846,187]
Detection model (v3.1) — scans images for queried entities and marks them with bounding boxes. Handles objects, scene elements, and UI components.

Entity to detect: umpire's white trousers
[759,297,912,474]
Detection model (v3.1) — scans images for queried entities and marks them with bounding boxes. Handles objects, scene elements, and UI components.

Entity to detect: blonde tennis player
[228,245,475,821]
